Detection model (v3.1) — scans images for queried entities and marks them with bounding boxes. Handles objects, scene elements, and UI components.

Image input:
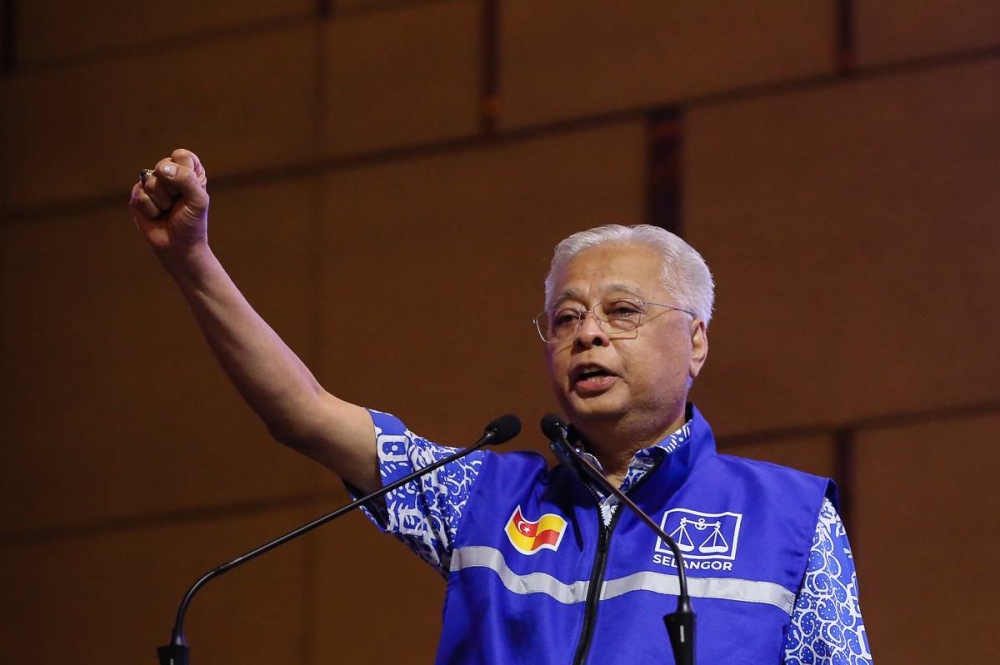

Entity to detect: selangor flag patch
[505,506,568,555]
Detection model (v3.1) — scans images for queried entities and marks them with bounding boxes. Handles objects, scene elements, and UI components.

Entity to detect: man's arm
[129,149,379,494]
[783,498,872,664]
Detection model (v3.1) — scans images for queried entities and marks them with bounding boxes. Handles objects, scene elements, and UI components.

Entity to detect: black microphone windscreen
[485,414,521,444]
[540,413,567,442]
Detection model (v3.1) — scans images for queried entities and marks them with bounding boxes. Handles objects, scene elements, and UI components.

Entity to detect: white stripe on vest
[451,546,796,614]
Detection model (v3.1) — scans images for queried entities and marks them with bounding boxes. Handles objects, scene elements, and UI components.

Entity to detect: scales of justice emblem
[655,509,743,560]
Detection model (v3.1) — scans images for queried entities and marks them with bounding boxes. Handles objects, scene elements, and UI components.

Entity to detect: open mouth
[571,364,616,390]
[575,367,611,382]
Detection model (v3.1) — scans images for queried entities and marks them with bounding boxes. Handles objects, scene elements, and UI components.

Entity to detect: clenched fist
[129,148,210,255]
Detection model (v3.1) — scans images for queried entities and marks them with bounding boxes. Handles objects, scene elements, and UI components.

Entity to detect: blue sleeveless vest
[438,408,835,664]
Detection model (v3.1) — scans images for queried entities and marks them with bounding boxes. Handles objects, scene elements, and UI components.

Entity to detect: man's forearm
[159,244,328,446]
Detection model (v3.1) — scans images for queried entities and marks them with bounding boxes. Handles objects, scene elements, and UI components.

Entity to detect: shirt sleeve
[783,497,873,664]
[352,409,487,574]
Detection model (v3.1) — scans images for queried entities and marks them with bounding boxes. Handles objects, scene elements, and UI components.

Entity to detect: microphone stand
[157,415,520,665]
[543,416,696,665]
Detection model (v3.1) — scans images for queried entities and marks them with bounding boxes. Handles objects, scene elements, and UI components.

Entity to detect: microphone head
[485,414,521,445]
[540,413,568,442]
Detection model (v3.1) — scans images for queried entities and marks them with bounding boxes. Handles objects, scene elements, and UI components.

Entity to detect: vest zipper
[571,511,620,665]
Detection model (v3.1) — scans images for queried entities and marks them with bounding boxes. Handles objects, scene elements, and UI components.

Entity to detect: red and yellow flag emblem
[505,506,568,555]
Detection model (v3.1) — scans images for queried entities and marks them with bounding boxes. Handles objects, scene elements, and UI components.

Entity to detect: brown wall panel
[501,0,836,129]
[853,413,1000,665]
[857,0,1000,66]
[1,26,319,212]
[685,59,1000,436]
[334,0,428,13]
[312,509,446,663]
[720,433,837,481]
[0,506,311,665]
[311,121,645,450]
[16,0,314,65]
[320,0,481,157]
[0,178,322,533]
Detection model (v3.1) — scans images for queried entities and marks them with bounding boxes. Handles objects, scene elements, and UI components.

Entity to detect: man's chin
[563,393,626,423]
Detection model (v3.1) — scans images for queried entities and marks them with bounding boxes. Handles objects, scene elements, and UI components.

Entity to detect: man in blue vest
[132,149,872,664]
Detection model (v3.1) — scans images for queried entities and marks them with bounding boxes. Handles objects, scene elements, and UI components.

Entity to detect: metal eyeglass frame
[533,298,695,343]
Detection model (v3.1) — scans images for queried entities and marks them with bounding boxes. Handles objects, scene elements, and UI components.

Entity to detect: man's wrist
[157,241,217,288]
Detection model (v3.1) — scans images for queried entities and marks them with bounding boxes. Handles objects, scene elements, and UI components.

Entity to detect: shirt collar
[573,417,694,495]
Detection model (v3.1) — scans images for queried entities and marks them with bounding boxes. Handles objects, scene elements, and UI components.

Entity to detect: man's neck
[572,406,689,485]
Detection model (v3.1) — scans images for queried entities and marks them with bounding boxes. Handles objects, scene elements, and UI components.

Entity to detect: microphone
[541,414,696,665]
[484,413,522,444]
[157,414,521,665]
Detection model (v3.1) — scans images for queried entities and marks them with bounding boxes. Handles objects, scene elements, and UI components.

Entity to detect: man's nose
[576,312,609,347]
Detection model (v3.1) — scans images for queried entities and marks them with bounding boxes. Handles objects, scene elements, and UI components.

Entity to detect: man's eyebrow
[551,284,648,306]
[552,288,582,304]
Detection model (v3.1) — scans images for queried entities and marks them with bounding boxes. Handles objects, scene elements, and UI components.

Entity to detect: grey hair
[543,224,715,326]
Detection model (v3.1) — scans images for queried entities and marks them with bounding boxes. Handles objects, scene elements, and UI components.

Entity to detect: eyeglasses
[533,298,695,343]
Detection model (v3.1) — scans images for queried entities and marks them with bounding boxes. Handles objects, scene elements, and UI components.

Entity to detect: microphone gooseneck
[157,414,522,665]
[541,414,697,665]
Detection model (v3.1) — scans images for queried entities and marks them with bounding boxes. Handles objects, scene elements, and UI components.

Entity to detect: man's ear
[689,319,708,380]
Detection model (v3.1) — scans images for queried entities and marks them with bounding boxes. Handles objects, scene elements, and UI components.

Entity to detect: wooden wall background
[1,2,998,663]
